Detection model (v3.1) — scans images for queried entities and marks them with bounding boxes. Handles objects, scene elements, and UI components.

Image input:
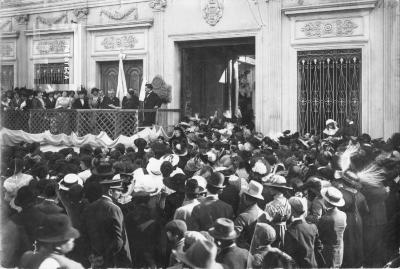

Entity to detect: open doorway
[179,37,255,128]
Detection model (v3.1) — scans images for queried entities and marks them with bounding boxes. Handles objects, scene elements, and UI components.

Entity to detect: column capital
[73,7,89,22]
[15,14,29,25]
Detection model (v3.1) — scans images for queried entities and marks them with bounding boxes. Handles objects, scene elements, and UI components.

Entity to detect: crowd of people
[1,84,162,111]
[1,116,400,269]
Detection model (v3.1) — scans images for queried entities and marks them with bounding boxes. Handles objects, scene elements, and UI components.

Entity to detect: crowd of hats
[1,110,400,269]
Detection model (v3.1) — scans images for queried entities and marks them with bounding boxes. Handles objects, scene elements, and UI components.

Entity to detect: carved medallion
[101,35,138,50]
[203,0,223,26]
[149,0,167,11]
[300,19,358,38]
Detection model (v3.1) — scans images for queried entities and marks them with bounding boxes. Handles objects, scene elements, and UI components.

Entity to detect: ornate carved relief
[100,7,138,20]
[1,42,15,58]
[33,39,70,55]
[100,35,138,50]
[73,8,89,21]
[298,19,360,39]
[0,19,12,32]
[15,14,29,25]
[202,0,223,26]
[149,0,167,11]
[36,12,68,28]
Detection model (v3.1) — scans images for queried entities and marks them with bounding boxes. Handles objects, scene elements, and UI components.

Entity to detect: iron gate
[297,49,361,135]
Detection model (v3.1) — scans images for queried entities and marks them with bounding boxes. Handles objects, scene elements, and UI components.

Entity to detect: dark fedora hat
[14,186,36,207]
[91,161,114,178]
[209,218,238,240]
[207,172,225,189]
[36,213,80,243]
[99,175,124,190]
[163,173,187,193]
[185,178,205,194]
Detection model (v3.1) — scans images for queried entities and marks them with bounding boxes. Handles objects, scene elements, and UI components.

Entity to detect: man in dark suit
[209,218,251,269]
[81,177,132,268]
[284,196,322,268]
[122,88,139,109]
[99,89,120,109]
[72,91,90,109]
[143,83,162,126]
[31,90,45,109]
[317,187,347,268]
[44,91,57,109]
[234,181,266,250]
[190,172,234,231]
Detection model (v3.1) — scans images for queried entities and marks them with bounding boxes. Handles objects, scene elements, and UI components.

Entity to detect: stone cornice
[0,0,148,18]
[282,0,378,15]
[24,27,74,36]
[0,31,20,38]
[86,19,153,31]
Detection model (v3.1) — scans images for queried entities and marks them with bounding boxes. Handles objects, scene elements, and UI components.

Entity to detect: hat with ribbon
[262,174,293,190]
[209,218,238,240]
[36,213,80,243]
[132,174,162,197]
[321,186,345,207]
[243,180,264,200]
[91,161,114,178]
[174,239,222,269]
[59,173,83,191]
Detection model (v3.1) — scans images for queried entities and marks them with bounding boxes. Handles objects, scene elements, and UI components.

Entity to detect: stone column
[14,14,29,87]
[149,0,167,78]
[73,8,89,89]
[257,0,282,135]
[383,0,400,138]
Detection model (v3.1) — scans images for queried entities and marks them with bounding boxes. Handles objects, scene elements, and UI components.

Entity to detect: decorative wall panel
[32,38,71,55]
[0,41,16,58]
[94,33,145,52]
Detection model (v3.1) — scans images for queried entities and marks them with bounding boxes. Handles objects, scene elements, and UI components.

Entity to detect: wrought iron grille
[34,63,69,85]
[297,49,361,135]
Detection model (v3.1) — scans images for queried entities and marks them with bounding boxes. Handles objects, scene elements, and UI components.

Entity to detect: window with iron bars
[297,49,361,136]
[34,63,69,85]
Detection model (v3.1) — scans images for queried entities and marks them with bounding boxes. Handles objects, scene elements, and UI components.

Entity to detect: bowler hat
[174,239,222,269]
[91,162,114,178]
[36,214,80,243]
[243,180,264,200]
[321,186,345,207]
[207,172,225,189]
[163,173,187,192]
[209,218,238,240]
[262,174,293,190]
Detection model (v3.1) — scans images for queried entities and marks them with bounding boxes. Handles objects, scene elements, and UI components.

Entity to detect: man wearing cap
[165,219,187,266]
[284,196,322,268]
[174,178,205,230]
[209,218,251,269]
[143,83,162,126]
[81,176,131,268]
[318,186,347,268]
[190,172,234,231]
[234,180,267,250]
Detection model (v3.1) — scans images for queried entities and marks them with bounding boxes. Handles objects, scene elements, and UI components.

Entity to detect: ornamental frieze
[100,7,138,20]
[299,19,359,38]
[73,8,89,21]
[36,12,68,28]
[100,35,138,50]
[0,19,12,32]
[34,39,70,55]
[202,0,224,26]
[15,14,29,25]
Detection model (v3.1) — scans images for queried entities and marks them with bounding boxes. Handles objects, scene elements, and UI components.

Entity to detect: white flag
[139,78,146,102]
[116,53,128,105]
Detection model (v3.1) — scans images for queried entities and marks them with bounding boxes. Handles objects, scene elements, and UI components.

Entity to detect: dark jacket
[122,96,139,109]
[44,97,56,109]
[99,96,119,109]
[143,91,162,109]
[234,204,264,250]
[317,207,347,268]
[72,98,90,109]
[82,196,131,268]
[216,244,251,269]
[31,98,45,109]
[284,218,321,268]
[190,195,234,231]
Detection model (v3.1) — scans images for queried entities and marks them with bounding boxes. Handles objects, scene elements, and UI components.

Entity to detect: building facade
[0,0,399,138]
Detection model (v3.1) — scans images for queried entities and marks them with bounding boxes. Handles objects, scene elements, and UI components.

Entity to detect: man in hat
[143,83,162,126]
[72,90,90,109]
[318,186,347,268]
[234,180,266,250]
[44,91,56,109]
[122,88,139,109]
[81,176,131,268]
[209,218,251,269]
[304,177,328,224]
[284,196,322,268]
[190,172,234,231]
[165,219,187,266]
[174,178,205,230]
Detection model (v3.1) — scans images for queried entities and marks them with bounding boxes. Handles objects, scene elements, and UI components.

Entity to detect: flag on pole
[116,53,128,105]
[139,78,146,102]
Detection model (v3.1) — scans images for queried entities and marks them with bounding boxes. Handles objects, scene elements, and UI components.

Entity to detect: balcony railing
[1,109,180,140]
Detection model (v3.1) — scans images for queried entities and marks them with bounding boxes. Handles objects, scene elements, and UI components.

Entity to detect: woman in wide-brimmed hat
[19,213,84,269]
[262,174,293,249]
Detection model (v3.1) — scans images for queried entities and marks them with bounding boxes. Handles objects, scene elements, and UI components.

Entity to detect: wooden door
[99,60,143,94]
